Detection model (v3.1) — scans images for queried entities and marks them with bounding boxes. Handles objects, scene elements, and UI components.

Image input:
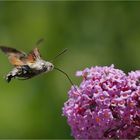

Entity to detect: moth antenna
[54,67,74,86]
[50,48,68,62]
[36,38,44,46]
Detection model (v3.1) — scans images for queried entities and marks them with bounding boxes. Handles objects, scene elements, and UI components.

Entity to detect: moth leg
[18,77,32,80]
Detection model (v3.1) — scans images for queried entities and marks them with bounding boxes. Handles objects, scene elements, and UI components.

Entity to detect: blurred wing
[26,48,41,63]
[0,46,27,66]
[35,38,44,46]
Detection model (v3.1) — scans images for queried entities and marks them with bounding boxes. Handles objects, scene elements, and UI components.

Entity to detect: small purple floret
[63,65,140,139]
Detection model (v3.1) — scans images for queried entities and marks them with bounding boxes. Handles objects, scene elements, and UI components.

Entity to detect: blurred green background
[0,1,140,139]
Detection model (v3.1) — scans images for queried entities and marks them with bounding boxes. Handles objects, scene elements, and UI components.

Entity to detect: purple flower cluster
[63,65,140,139]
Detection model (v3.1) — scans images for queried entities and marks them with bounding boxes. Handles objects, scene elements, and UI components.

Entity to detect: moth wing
[26,38,44,63]
[26,48,41,63]
[0,46,27,66]
[9,55,25,66]
[35,38,44,46]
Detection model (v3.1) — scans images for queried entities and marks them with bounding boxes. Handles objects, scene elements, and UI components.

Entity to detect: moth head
[42,61,54,72]
[36,59,54,72]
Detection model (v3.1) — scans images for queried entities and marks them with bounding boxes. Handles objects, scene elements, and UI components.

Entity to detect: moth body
[0,39,70,84]
[0,41,54,82]
[5,60,54,82]
[28,59,54,72]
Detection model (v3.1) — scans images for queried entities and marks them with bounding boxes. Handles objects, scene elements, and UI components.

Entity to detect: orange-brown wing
[0,46,26,66]
[26,38,44,63]
[26,48,41,63]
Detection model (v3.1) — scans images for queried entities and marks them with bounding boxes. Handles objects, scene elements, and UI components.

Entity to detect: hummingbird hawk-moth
[0,39,73,85]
